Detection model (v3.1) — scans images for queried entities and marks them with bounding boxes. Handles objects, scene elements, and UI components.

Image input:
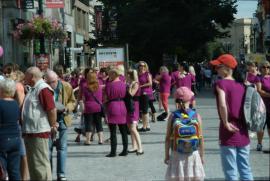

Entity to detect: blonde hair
[87,71,99,92]
[117,65,125,76]
[138,61,149,72]
[14,70,25,82]
[160,66,168,73]
[127,69,138,82]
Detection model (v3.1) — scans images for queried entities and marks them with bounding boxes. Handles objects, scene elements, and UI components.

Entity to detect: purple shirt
[105,81,127,124]
[79,78,87,90]
[119,75,126,82]
[70,77,79,89]
[175,73,193,89]
[83,86,103,114]
[139,72,152,96]
[160,73,171,94]
[171,71,179,86]
[215,79,250,147]
[247,72,259,84]
[258,75,270,111]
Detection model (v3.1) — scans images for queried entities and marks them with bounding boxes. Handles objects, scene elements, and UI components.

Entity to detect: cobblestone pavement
[50,89,270,181]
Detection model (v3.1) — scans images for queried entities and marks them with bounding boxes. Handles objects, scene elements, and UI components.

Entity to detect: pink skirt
[165,151,205,181]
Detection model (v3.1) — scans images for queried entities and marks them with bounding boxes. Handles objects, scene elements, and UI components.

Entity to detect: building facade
[219,18,252,61]
[0,0,98,70]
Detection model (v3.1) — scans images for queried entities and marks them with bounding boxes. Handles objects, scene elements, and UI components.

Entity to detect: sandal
[84,141,91,145]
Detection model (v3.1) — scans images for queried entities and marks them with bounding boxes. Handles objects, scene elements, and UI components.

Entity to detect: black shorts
[139,94,149,114]
[84,112,103,132]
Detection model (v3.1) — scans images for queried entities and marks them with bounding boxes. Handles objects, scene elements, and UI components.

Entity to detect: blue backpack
[171,109,201,153]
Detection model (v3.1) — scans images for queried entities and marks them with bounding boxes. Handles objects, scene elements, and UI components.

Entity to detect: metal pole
[126,43,129,68]
[60,8,65,66]
[38,0,45,54]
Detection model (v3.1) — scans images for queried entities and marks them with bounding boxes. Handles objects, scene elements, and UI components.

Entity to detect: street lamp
[252,23,259,53]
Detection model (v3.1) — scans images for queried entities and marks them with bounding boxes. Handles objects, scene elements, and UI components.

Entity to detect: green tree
[100,0,237,71]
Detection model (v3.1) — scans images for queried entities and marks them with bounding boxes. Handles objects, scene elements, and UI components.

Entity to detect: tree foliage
[99,0,237,69]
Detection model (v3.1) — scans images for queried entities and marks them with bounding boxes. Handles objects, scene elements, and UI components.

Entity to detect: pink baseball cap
[174,87,194,102]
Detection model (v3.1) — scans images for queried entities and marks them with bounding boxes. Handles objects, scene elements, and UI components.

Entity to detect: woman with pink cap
[164,87,205,181]
[210,54,253,181]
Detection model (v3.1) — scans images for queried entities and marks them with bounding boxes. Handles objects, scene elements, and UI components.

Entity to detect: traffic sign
[22,0,34,9]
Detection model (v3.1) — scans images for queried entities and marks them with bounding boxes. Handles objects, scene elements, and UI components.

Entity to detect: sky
[235,0,258,19]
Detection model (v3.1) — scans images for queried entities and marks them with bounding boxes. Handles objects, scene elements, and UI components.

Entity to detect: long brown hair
[87,71,99,92]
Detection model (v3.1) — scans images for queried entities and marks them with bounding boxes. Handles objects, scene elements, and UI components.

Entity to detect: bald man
[45,69,75,181]
[22,66,57,181]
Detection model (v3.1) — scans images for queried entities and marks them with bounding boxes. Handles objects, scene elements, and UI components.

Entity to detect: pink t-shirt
[247,72,259,84]
[175,73,193,89]
[160,73,171,94]
[139,72,152,96]
[258,75,270,111]
[215,79,250,147]
[82,86,103,114]
[105,81,127,124]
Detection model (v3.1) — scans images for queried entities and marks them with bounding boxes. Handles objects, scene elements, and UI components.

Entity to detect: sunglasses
[139,64,145,67]
[262,66,270,69]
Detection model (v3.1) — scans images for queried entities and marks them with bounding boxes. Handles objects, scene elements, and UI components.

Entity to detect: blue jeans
[49,120,67,178]
[0,136,21,180]
[220,145,253,181]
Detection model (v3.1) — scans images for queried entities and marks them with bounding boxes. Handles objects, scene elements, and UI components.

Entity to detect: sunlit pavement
[50,88,270,181]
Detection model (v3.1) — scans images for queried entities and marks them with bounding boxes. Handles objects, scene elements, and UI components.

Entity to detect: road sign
[96,47,125,68]
[22,0,34,9]
[45,0,64,8]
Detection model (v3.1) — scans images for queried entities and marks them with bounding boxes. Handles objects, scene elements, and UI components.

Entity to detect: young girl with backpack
[164,87,205,181]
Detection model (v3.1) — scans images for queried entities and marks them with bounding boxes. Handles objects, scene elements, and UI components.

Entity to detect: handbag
[89,91,105,118]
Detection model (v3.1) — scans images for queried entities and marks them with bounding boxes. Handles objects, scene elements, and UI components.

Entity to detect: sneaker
[57,176,67,181]
[146,127,150,131]
[256,144,262,151]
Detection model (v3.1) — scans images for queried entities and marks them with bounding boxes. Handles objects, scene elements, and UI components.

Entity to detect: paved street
[51,88,270,181]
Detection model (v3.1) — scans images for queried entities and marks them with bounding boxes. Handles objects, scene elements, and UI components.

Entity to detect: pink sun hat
[174,87,194,102]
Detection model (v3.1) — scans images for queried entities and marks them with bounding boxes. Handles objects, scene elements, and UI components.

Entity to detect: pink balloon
[0,46,3,57]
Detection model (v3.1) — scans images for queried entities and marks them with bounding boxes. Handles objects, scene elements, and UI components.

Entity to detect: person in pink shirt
[126,69,144,155]
[210,54,253,181]
[105,68,128,157]
[82,71,104,145]
[255,61,270,152]
[154,66,171,118]
[246,61,259,84]
[170,63,180,89]
[138,61,152,132]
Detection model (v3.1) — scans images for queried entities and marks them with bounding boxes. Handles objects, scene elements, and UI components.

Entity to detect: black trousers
[108,124,128,154]
[149,99,156,114]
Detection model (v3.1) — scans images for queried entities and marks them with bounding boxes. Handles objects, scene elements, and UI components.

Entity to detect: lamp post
[38,0,45,54]
[252,23,258,53]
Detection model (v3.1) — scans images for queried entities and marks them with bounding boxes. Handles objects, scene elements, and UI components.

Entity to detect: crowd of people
[0,53,269,181]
